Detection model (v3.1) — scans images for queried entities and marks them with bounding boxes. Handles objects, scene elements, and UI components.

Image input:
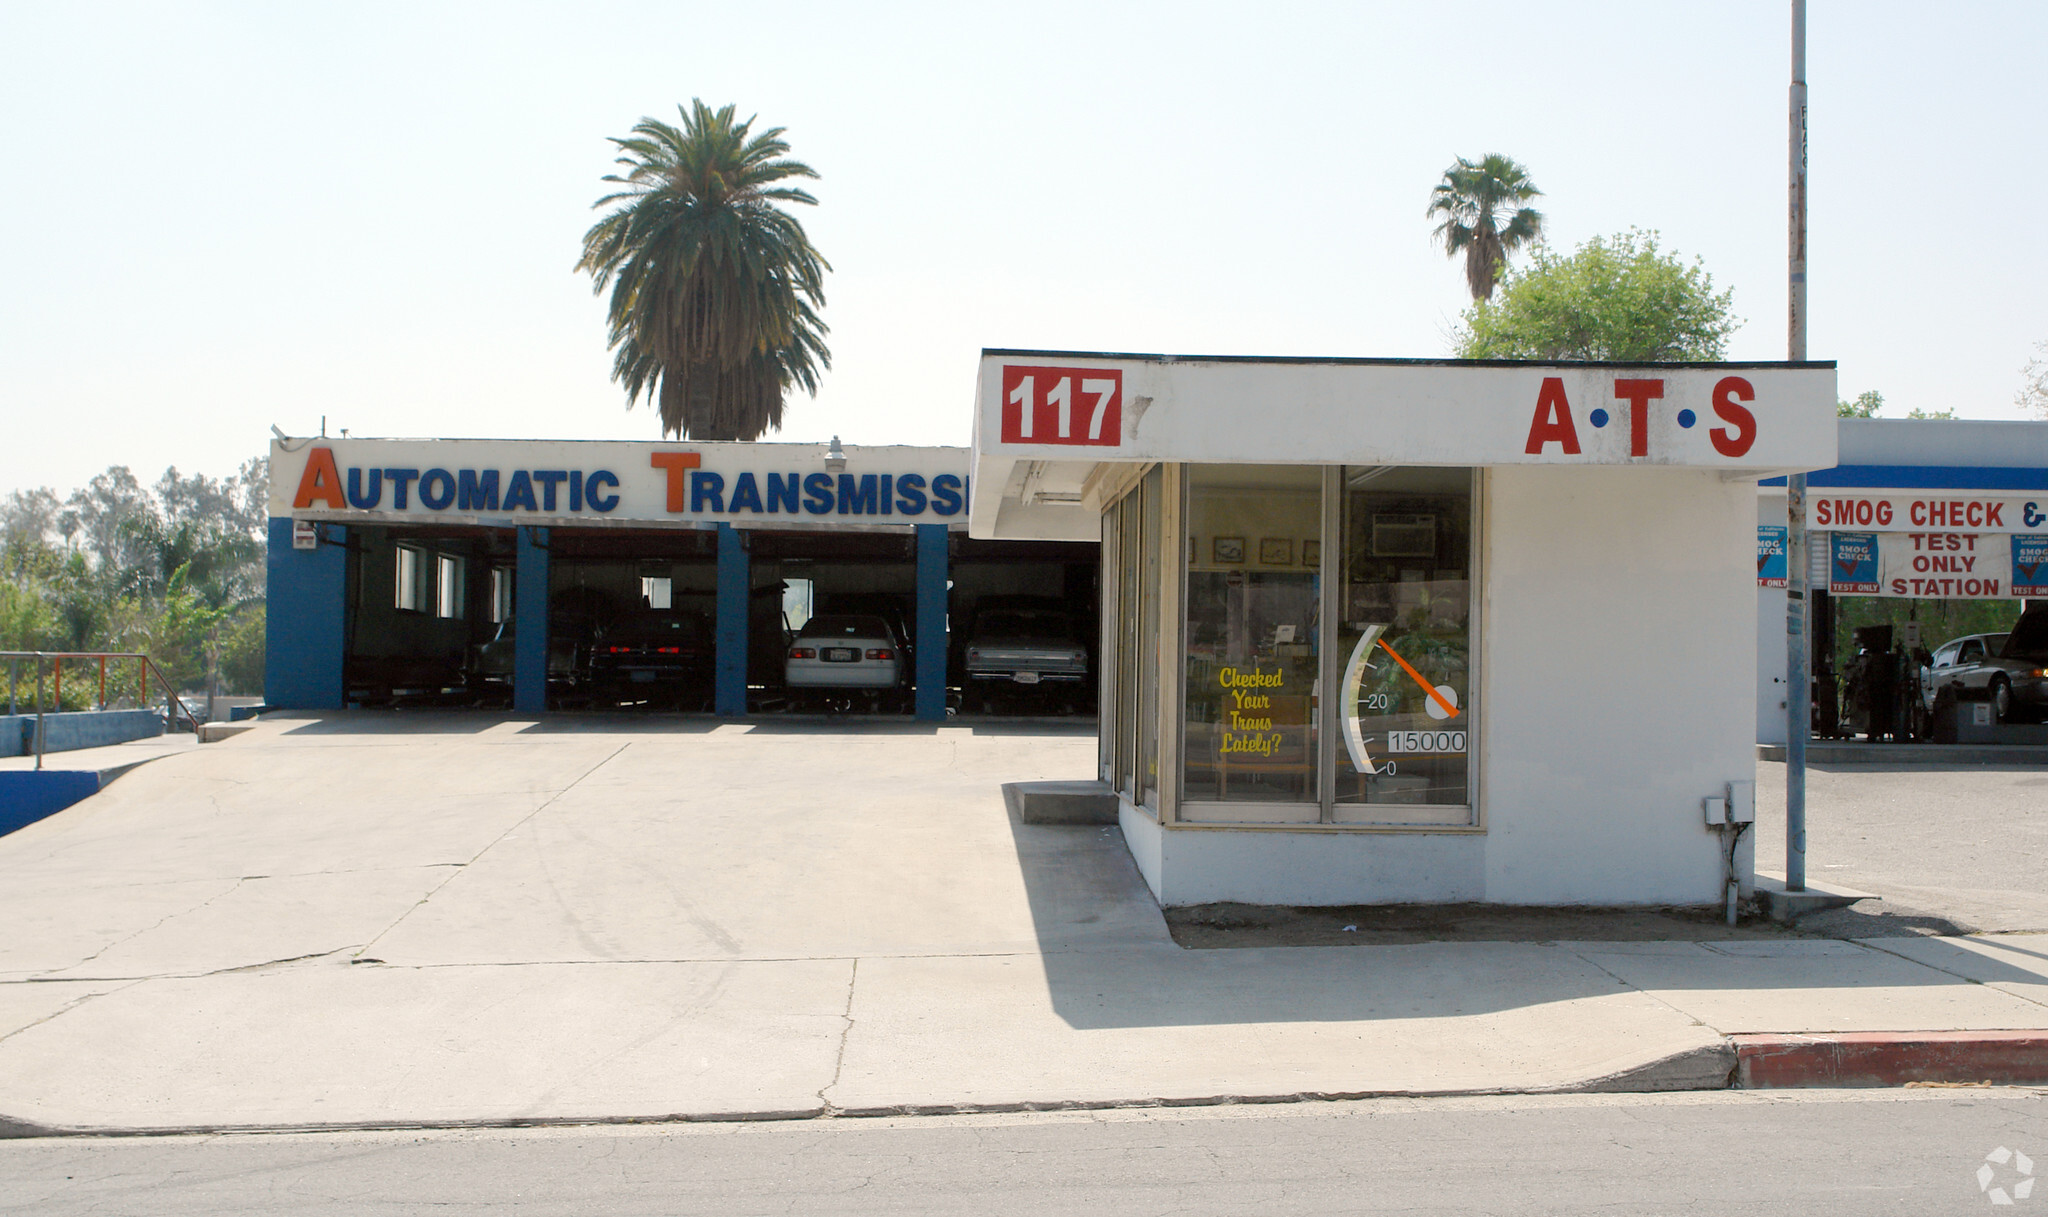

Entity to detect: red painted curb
[1734,1031,2048,1088]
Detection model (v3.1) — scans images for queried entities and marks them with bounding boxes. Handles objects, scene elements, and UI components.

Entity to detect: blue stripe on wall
[514,526,550,713]
[1761,465,2048,490]
[715,524,749,716]
[265,518,346,709]
[915,524,949,722]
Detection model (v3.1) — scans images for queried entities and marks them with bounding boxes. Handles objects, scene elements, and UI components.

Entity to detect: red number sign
[999,366,1122,446]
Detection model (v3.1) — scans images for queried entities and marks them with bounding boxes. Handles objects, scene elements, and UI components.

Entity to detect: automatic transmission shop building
[265,438,1096,720]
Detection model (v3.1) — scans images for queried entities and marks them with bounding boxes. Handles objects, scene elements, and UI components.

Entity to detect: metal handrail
[0,651,201,771]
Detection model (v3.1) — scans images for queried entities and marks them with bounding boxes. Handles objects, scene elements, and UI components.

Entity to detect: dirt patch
[1163,900,1972,949]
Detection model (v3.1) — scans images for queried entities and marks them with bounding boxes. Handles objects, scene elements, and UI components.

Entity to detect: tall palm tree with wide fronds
[577,101,831,441]
[1427,154,1545,302]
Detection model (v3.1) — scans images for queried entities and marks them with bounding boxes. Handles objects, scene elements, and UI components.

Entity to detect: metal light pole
[1785,0,1810,891]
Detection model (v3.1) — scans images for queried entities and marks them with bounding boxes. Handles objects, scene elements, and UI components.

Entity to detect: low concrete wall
[0,709,165,758]
[0,771,102,836]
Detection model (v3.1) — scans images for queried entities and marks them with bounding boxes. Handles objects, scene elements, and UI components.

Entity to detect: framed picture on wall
[1212,536,1245,564]
[1259,537,1293,566]
[1302,539,1320,568]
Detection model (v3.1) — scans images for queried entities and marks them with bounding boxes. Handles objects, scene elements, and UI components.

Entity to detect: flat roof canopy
[969,350,1839,540]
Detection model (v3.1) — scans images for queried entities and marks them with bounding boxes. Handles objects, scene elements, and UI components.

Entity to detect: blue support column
[514,526,550,714]
[715,524,749,717]
[915,523,950,721]
[265,518,347,709]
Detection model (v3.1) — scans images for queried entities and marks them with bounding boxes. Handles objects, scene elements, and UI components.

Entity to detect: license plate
[1013,671,1040,684]
[825,647,858,662]
[631,671,656,683]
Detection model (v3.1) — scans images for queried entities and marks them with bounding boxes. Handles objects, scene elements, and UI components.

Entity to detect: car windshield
[2000,622,2048,660]
[798,615,892,641]
[1986,633,2011,658]
[976,611,1072,639]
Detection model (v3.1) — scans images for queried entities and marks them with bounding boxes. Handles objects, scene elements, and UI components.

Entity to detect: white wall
[1118,465,1757,908]
[1477,466,1754,904]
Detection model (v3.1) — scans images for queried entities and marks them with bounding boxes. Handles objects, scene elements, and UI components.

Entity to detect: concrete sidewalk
[1,712,2044,1135]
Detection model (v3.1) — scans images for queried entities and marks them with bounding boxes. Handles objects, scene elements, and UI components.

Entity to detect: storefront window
[1115,483,1141,796]
[1137,466,1163,804]
[1181,465,1321,807]
[1333,467,1476,818]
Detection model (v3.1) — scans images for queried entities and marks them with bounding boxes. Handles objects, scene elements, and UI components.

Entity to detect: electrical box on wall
[1703,797,1728,826]
[1727,781,1756,824]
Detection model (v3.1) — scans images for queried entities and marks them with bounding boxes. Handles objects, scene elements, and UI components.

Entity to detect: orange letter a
[1524,377,1581,455]
[292,447,347,509]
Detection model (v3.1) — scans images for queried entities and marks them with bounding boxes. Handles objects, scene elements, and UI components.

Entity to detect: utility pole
[1785,0,1810,892]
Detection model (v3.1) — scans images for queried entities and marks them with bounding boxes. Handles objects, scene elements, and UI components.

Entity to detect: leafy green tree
[1905,406,1957,419]
[577,100,831,441]
[2017,340,2048,419]
[217,605,266,695]
[1837,390,1883,418]
[1,457,268,704]
[1428,154,1545,302]
[1453,230,1738,361]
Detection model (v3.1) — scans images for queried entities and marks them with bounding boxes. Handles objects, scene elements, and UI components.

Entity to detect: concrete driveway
[2,713,2046,1132]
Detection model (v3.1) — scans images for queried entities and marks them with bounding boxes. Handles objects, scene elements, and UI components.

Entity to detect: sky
[3,0,2044,496]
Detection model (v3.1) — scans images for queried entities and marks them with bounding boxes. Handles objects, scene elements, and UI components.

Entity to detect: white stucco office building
[969,350,1838,908]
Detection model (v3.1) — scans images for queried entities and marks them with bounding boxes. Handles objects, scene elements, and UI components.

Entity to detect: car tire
[1991,676,2013,724]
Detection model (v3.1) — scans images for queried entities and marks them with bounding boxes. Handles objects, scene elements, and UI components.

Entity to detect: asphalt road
[1754,760,2048,934]
[4,1090,2045,1216]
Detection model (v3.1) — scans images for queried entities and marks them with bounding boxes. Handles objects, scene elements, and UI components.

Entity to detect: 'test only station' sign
[973,356,1836,469]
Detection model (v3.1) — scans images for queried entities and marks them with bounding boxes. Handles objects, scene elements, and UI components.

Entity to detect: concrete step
[1754,872,1880,921]
[1002,779,1119,825]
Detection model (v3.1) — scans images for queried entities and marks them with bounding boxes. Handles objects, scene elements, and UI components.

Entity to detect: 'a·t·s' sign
[1001,366,1123,446]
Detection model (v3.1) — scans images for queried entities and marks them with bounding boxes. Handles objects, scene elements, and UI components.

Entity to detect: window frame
[1163,462,1485,832]
[435,553,465,620]
[394,544,427,613]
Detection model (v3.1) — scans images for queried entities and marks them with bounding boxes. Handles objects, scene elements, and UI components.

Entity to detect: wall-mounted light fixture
[825,436,847,473]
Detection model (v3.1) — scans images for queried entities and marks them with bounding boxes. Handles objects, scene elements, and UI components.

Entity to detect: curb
[1733,1031,2048,1088]
[4,1033,2041,1138]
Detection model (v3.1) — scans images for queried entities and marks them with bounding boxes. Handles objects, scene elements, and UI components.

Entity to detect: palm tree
[1427,154,1545,302]
[577,101,831,441]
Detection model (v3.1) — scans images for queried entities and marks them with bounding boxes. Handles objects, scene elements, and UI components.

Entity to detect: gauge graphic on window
[1341,626,1462,775]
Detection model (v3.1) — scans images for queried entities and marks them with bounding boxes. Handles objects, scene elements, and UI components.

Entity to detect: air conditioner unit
[1372,513,1436,558]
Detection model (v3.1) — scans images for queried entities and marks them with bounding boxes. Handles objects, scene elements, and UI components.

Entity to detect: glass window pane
[1181,464,1320,804]
[1098,507,1117,782]
[437,554,464,619]
[395,546,421,612]
[1116,485,1141,796]
[1137,465,1163,804]
[1334,467,1475,812]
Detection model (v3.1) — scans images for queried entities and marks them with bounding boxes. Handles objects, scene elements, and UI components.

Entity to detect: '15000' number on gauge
[1387,730,1468,754]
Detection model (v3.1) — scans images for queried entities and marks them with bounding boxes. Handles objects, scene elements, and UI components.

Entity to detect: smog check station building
[968,351,1836,907]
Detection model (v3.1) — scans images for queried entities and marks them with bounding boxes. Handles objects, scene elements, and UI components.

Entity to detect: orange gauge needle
[1377,638,1460,719]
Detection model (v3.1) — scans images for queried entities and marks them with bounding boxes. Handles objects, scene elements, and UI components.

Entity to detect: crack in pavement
[353,742,635,961]
[0,978,146,1049]
[1853,938,2048,1012]
[33,877,248,979]
[817,957,861,1115]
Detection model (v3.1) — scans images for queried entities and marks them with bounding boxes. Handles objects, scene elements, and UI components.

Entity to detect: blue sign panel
[2015,534,2048,598]
[1829,532,1880,594]
[1756,524,1787,588]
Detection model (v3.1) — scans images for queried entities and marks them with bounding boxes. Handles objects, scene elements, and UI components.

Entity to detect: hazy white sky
[3,1,2043,495]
